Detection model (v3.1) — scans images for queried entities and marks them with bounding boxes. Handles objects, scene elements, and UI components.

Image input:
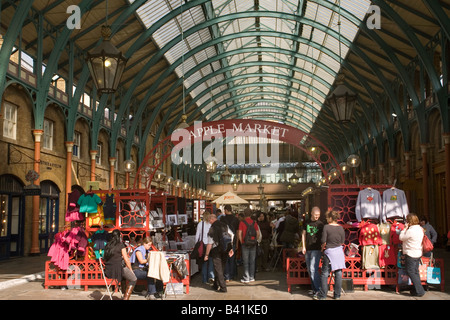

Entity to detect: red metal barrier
[286,256,445,293]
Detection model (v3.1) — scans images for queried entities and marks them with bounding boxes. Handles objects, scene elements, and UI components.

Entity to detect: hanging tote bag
[191,222,205,259]
[422,234,434,253]
[426,255,441,285]
[418,258,428,282]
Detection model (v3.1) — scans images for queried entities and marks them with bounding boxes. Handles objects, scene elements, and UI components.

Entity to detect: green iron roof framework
[0,0,449,167]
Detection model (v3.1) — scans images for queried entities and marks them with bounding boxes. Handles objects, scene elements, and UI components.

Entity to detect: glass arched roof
[128,0,372,132]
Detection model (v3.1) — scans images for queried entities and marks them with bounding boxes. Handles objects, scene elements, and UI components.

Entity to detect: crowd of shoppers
[102,203,438,300]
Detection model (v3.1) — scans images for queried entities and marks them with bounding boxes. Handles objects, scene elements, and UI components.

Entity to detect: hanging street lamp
[86,25,128,94]
[221,166,232,184]
[327,74,357,124]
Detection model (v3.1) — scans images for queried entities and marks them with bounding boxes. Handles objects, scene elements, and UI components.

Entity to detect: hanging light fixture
[221,165,232,184]
[176,114,189,130]
[86,1,127,94]
[205,150,218,173]
[326,1,356,124]
[174,179,183,189]
[327,74,357,123]
[231,175,240,191]
[347,154,361,168]
[154,170,167,183]
[289,172,299,186]
[339,162,349,174]
[123,159,136,173]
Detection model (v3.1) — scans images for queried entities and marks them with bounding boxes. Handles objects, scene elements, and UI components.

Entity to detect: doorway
[39,180,60,253]
[0,175,25,259]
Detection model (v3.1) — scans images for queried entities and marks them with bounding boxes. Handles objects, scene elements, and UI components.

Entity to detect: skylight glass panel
[129,0,372,133]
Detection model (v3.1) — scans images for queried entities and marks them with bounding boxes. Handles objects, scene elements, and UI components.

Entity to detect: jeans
[257,239,270,270]
[305,250,322,293]
[241,245,257,281]
[201,259,215,283]
[319,253,342,299]
[224,246,237,280]
[133,269,163,294]
[405,255,425,296]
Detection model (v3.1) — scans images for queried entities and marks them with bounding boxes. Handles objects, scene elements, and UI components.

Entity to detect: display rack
[286,184,446,293]
[44,188,194,293]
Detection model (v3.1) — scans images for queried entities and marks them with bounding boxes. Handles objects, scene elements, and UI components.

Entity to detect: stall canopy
[212,191,249,205]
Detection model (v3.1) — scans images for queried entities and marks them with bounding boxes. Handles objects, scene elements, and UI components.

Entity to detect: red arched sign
[133,119,345,189]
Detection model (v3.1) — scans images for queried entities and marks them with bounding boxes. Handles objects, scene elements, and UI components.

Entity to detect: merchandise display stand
[45,189,196,294]
[286,184,445,293]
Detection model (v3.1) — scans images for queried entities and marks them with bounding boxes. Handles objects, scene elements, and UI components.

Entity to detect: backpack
[220,224,233,253]
[243,220,258,247]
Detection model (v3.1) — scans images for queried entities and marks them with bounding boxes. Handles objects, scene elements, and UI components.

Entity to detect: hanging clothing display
[89,229,109,259]
[48,226,88,270]
[390,221,405,245]
[103,193,117,222]
[48,232,70,270]
[65,189,84,221]
[77,193,102,214]
[381,187,409,222]
[362,245,379,269]
[378,222,391,245]
[355,188,382,222]
[87,203,105,227]
[378,244,397,267]
[64,226,89,256]
[358,221,382,246]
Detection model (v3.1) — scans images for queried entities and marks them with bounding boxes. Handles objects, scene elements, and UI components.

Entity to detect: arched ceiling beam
[0,0,34,107]
[373,0,445,143]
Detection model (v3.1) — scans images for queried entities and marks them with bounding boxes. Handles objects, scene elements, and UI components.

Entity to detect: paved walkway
[0,249,449,301]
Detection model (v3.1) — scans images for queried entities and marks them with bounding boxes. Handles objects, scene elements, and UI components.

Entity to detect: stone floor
[0,249,449,301]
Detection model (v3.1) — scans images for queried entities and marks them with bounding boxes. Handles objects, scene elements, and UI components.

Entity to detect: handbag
[397,268,411,285]
[422,234,434,253]
[191,222,205,259]
[426,254,441,284]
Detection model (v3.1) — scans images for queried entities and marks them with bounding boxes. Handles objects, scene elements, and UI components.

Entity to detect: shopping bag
[418,259,428,282]
[427,266,441,284]
[190,240,205,259]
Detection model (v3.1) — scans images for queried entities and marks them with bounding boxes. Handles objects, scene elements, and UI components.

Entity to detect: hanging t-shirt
[78,193,102,213]
[103,193,117,221]
[390,221,405,245]
[90,230,109,259]
[355,188,382,222]
[378,222,391,245]
[303,218,324,251]
[381,188,409,222]
[359,222,382,246]
[362,245,379,269]
[378,244,397,267]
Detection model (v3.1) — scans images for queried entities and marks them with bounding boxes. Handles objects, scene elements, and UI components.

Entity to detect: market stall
[286,184,445,293]
[45,188,195,295]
